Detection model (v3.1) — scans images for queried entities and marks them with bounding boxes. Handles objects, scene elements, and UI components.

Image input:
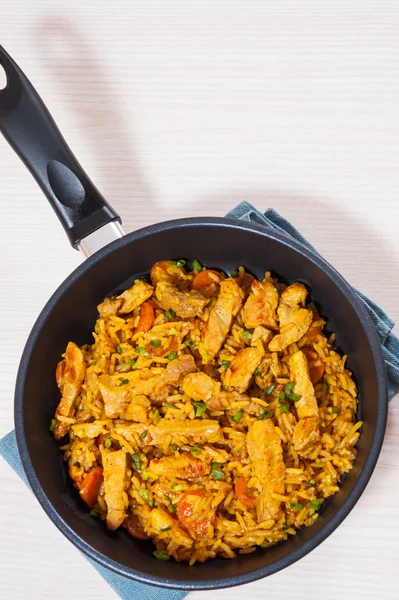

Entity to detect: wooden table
[1,1,398,598]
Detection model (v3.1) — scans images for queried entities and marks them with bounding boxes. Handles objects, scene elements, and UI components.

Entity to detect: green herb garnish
[104,437,112,448]
[49,419,57,432]
[190,446,201,457]
[89,509,100,518]
[192,258,203,273]
[193,401,207,417]
[284,382,295,393]
[167,352,178,360]
[242,331,252,341]
[265,385,275,396]
[165,308,175,320]
[138,347,149,356]
[119,379,129,386]
[168,259,186,268]
[287,392,301,402]
[116,346,122,354]
[258,409,272,420]
[160,526,171,532]
[211,462,223,469]
[171,444,178,451]
[168,328,177,335]
[279,404,289,413]
[139,430,148,441]
[233,411,243,423]
[278,391,286,403]
[221,359,231,371]
[167,402,178,409]
[211,468,224,480]
[332,406,340,414]
[150,340,161,347]
[310,499,321,511]
[290,502,304,511]
[184,339,194,347]
[128,359,136,367]
[139,488,149,500]
[230,269,239,278]
[324,378,331,390]
[254,369,261,377]
[307,479,315,488]
[153,550,170,560]
[153,409,160,420]
[132,453,141,470]
[171,482,183,490]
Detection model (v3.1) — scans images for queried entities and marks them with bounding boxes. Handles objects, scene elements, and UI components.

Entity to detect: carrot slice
[135,301,155,333]
[191,270,224,298]
[79,466,103,506]
[235,476,256,508]
[177,490,215,534]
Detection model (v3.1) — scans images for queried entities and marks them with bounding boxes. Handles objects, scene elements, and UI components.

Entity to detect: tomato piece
[126,514,149,540]
[79,466,103,506]
[191,270,224,298]
[150,261,189,287]
[177,490,215,534]
[307,325,322,338]
[135,301,155,334]
[234,477,256,508]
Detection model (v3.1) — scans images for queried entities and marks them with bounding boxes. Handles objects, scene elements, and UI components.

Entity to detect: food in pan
[51,259,361,564]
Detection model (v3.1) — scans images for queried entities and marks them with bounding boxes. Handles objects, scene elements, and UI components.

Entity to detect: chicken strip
[155,281,208,319]
[182,372,221,402]
[221,345,264,393]
[289,350,320,454]
[149,508,193,548]
[163,354,195,384]
[149,453,209,479]
[268,283,312,352]
[243,280,279,330]
[200,278,245,362]
[117,280,154,314]
[101,449,128,530]
[144,321,193,357]
[247,420,285,522]
[114,419,223,448]
[54,342,86,439]
[71,421,111,439]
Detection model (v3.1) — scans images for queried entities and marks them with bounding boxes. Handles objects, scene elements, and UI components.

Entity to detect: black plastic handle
[0,46,121,248]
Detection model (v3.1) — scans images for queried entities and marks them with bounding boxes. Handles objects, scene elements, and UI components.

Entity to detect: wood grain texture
[0,1,398,598]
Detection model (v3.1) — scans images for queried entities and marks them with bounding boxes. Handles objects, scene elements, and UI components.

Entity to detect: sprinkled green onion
[287,392,301,402]
[310,499,321,511]
[284,382,295,394]
[116,346,122,354]
[138,347,149,356]
[161,526,171,532]
[167,352,178,360]
[49,419,57,432]
[279,404,289,413]
[192,258,203,273]
[258,409,272,420]
[171,483,183,490]
[168,328,177,336]
[190,446,201,457]
[282,523,289,531]
[171,444,178,451]
[153,550,170,560]
[265,385,275,396]
[104,437,112,448]
[307,479,315,488]
[184,339,194,347]
[254,369,261,377]
[278,392,286,403]
[242,331,252,341]
[169,259,186,267]
[211,462,223,469]
[290,502,304,511]
[139,488,149,500]
[167,402,178,409]
[139,430,148,441]
[89,509,100,518]
[332,406,340,414]
[128,359,136,367]
[150,340,161,347]
[193,344,199,350]
[148,499,154,507]
[167,503,176,513]
[153,409,160,420]
[211,468,224,480]
[230,269,239,278]
[233,411,243,423]
[165,308,175,320]
[221,359,231,371]
[324,378,331,390]
[119,379,129,386]
[319,418,325,426]
[132,453,141,470]
[193,401,207,417]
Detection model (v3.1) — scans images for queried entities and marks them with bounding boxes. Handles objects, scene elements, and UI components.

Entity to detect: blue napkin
[1,202,398,599]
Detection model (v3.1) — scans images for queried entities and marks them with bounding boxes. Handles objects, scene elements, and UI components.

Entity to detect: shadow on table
[30,19,156,231]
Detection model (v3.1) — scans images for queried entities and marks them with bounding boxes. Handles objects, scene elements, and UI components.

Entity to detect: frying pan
[0,46,388,590]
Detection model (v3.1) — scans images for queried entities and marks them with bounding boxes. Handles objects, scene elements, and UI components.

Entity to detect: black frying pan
[0,46,388,590]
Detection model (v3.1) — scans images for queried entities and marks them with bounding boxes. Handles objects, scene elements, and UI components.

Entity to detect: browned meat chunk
[150,261,192,289]
[292,416,320,454]
[200,279,245,361]
[144,321,193,358]
[247,420,285,522]
[149,453,208,479]
[97,297,123,318]
[125,395,151,423]
[155,281,208,318]
[182,372,221,402]
[268,283,312,352]
[54,342,86,439]
[221,346,264,393]
[101,449,128,530]
[163,354,195,384]
[118,280,154,314]
[243,280,279,329]
[289,350,320,455]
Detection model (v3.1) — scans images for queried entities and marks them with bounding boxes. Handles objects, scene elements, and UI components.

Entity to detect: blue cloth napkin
[1,202,398,599]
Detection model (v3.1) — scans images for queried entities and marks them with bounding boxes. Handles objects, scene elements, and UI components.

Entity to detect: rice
[51,262,361,564]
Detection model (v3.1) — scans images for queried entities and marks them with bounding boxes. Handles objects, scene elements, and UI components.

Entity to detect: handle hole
[0,65,7,90]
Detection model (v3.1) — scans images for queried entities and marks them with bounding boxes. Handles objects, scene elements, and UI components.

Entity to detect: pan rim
[14,216,388,590]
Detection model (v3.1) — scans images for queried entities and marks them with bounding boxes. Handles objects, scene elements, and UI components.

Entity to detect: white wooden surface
[1,1,399,598]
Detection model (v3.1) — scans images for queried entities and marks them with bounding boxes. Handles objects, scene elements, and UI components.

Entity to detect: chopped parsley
[168,259,186,267]
[193,400,207,417]
[310,499,321,511]
[332,406,340,414]
[119,379,129,386]
[192,258,203,273]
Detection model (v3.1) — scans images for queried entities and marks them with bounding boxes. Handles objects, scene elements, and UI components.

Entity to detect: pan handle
[0,45,122,249]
